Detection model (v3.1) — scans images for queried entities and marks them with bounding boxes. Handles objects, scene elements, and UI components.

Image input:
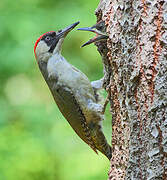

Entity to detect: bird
[78,20,111,112]
[34,21,112,160]
[77,20,108,47]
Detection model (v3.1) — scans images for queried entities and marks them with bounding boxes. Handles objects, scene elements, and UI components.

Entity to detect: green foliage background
[0,0,111,179]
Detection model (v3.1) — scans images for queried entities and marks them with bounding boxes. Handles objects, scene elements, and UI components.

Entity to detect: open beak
[77,26,108,47]
[57,21,80,38]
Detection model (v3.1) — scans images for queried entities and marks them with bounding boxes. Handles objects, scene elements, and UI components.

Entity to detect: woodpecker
[78,21,111,107]
[77,20,108,47]
[34,22,112,160]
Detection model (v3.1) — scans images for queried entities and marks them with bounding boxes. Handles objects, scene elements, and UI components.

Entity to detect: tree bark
[95,0,167,179]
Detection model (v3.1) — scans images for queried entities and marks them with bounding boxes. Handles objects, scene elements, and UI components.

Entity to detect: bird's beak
[57,21,80,38]
[51,21,80,54]
[77,26,108,47]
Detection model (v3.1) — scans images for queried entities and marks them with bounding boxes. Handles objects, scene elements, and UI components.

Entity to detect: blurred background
[0,0,111,179]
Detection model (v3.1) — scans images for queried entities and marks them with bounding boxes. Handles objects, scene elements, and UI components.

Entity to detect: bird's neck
[52,52,64,60]
[47,53,67,77]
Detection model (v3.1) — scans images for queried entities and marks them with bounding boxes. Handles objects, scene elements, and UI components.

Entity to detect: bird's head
[34,21,80,62]
[77,20,108,47]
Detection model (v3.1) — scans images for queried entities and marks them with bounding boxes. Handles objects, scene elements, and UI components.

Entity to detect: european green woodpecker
[34,22,112,160]
[77,20,108,47]
[78,21,110,91]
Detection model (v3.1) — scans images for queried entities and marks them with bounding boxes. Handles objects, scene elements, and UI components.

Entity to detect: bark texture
[95,0,167,179]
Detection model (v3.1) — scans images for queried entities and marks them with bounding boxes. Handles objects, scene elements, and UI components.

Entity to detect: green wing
[50,84,97,154]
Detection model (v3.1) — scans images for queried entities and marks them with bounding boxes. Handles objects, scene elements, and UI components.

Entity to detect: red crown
[34,31,54,58]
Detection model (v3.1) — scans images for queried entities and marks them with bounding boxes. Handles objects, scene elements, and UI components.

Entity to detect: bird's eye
[97,22,105,31]
[45,36,51,41]
[98,27,102,31]
[98,25,103,31]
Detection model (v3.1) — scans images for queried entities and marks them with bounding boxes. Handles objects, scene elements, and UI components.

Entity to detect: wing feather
[50,84,98,153]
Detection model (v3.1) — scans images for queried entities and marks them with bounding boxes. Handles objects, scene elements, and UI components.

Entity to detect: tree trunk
[95,0,167,179]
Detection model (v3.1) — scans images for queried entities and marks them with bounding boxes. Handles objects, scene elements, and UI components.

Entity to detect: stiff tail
[89,122,112,160]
